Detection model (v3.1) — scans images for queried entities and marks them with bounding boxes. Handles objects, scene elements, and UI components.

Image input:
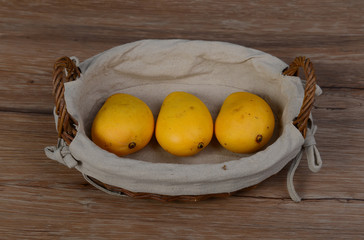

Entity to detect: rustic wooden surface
[1,1,364,239]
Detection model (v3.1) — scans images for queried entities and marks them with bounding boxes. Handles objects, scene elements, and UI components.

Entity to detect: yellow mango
[91,93,154,156]
[215,92,275,154]
[155,92,213,157]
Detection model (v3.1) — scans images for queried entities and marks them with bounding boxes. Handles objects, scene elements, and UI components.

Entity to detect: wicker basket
[46,40,322,202]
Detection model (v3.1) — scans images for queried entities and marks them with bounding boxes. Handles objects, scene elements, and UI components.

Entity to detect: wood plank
[1,1,364,78]
[1,1,363,113]
[1,39,363,112]
[1,187,363,239]
[2,1,363,36]
[0,71,53,114]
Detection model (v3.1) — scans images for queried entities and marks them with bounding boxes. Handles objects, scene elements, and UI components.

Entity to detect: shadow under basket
[45,39,322,202]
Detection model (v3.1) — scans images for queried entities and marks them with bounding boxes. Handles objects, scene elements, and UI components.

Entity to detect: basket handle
[52,56,80,145]
[52,55,317,144]
[283,56,317,138]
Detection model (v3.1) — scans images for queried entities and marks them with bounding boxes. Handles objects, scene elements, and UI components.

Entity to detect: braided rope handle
[52,56,80,144]
[282,56,317,138]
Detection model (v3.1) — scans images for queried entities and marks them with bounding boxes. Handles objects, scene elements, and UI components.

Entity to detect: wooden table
[1,1,363,239]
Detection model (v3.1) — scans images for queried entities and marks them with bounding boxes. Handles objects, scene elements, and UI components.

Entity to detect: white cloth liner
[44,39,322,201]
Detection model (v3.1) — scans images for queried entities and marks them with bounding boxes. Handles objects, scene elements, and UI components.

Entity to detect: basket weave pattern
[52,57,80,144]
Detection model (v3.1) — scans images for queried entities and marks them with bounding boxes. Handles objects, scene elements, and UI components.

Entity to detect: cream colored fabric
[45,39,322,200]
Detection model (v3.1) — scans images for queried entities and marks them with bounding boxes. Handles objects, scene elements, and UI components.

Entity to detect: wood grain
[1,0,364,239]
[1,1,363,113]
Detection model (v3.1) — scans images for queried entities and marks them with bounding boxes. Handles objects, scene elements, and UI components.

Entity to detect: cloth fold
[44,139,79,168]
[287,124,322,202]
